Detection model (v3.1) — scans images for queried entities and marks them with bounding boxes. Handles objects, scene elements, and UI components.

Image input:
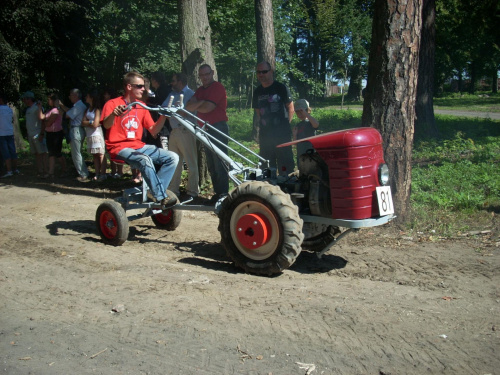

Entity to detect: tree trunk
[346,56,362,101]
[492,68,498,93]
[178,0,217,89]
[178,0,216,188]
[362,0,422,223]
[415,0,438,140]
[255,0,276,67]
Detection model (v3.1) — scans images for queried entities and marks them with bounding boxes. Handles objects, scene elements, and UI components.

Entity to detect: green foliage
[410,118,500,235]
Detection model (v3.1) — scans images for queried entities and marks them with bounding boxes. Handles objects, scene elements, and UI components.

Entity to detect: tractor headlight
[378,163,389,186]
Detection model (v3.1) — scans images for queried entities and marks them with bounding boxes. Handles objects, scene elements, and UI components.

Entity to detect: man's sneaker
[161,195,178,210]
[13,169,20,175]
[0,171,13,178]
[76,176,90,182]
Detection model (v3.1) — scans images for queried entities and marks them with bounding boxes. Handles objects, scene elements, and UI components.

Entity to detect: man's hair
[174,72,188,85]
[199,64,212,72]
[70,88,82,99]
[257,61,272,70]
[151,71,166,85]
[123,71,144,90]
[0,92,6,103]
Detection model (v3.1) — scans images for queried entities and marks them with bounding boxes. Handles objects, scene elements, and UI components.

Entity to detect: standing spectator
[82,90,107,181]
[101,87,123,178]
[22,91,49,178]
[59,88,89,182]
[150,71,172,149]
[252,61,295,177]
[186,64,229,203]
[37,93,67,178]
[0,92,19,178]
[101,71,179,209]
[292,99,319,165]
[150,71,171,109]
[163,72,199,200]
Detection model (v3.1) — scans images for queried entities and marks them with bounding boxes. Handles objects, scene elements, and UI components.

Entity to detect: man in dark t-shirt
[252,61,295,176]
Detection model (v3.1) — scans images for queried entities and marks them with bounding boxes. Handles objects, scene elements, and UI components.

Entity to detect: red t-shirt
[101,97,154,159]
[193,81,228,124]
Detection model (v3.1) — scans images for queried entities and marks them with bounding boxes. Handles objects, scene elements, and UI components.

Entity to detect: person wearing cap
[59,88,89,182]
[292,98,319,166]
[21,91,49,178]
[252,61,295,177]
[0,92,19,178]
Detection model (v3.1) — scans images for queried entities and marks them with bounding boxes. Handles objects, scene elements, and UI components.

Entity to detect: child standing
[83,90,106,181]
[292,99,319,165]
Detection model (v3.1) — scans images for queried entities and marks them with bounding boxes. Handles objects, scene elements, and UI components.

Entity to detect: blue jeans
[117,145,179,201]
[70,126,89,177]
[0,135,17,160]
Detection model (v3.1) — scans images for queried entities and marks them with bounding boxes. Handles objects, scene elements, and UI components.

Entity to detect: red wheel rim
[153,209,173,224]
[100,210,118,239]
[235,213,272,249]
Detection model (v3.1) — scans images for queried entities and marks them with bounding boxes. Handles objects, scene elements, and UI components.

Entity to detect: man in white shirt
[21,91,49,178]
[162,73,199,199]
[60,89,89,181]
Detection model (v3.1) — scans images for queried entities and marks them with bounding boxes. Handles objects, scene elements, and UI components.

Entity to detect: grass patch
[434,92,500,112]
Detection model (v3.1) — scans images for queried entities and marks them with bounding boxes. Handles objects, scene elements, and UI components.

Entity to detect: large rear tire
[218,181,304,275]
[96,201,129,246]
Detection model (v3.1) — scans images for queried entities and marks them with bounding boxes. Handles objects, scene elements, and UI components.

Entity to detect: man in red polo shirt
[186,64,229,203]
[102,72,179,209]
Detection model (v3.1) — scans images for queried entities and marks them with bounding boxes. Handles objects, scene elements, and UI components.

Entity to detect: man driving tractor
[101,72,179,209]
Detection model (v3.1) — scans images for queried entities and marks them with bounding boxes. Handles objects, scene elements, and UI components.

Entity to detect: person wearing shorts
[38,93,67,178]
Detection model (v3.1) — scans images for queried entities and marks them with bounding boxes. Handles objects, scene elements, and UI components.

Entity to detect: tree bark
[255,0,276,68]
[415,0,438,140]
[178,0,216,188]
[178,0,217,88]
[362,0,422,223]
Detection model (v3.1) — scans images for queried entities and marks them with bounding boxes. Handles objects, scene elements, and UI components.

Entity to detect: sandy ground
[0,167,499,375]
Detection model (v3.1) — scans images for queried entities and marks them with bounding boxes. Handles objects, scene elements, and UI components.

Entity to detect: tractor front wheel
[218,181,304,275]
[96,201,129,246]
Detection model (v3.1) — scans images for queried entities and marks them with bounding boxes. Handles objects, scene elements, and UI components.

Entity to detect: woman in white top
[82,90,106,181]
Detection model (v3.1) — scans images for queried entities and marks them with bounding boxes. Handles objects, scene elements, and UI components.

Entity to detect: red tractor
[96,102,394,275]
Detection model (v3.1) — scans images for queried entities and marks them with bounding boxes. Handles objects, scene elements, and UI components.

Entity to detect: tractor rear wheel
[218,181,304,275]
[96,201,129,246]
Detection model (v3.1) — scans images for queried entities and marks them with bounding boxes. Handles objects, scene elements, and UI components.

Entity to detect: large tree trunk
[255,0,276,68]
[362,0,422,223]
[492,68,499,93]
[415,0,438,140]
[178,0,216,188]
[178,0,217,88]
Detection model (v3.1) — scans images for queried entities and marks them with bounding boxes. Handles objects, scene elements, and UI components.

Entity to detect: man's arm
[147,116,167,137]
[186,97,216,114]
[102,104,126,129]
[286,101,295,124]
[252,109,260,142]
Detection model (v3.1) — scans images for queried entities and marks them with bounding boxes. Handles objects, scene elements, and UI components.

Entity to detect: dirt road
[0,172,499,375]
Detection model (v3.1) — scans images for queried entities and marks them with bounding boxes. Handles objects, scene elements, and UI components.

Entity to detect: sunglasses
[131,84,145,89]
[256,70,270,74]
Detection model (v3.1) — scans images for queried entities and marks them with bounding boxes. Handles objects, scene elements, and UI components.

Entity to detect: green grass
[434,92,500,112]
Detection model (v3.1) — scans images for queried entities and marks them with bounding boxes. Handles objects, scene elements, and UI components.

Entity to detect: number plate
[376,186,394,216]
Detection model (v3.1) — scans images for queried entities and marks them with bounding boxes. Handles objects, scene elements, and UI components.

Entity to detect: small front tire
[96,201,129,246]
